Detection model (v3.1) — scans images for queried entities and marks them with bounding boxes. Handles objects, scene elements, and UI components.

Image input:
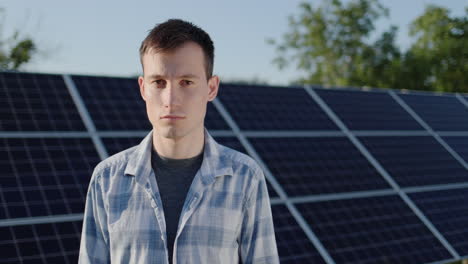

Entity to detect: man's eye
[182,80,193,86]
[153,80,166,87]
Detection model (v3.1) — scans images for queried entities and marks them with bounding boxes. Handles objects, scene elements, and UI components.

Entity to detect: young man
[79,19,279,263]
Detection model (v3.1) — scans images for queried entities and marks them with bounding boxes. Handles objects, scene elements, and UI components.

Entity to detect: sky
[2,0,467,85]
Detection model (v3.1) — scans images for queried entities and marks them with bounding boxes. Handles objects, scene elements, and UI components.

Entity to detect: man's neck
[152,127,205,159]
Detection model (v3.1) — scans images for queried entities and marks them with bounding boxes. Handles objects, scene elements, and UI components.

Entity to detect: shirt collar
[124,127,233,186]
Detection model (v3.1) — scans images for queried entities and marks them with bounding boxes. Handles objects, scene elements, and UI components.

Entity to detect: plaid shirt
[78,128,279,264]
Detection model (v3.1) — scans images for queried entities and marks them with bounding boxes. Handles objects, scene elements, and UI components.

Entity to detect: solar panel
[0,221,82,263]
[360,136,468,187]
[0,72,86,131]
[102,136,143,156]
[442,136,468,164]
[72,75,151,131]
[410,188,468,256]
[295,195,452,263]
[205,103,231,130]
[272,204,326,263]
[214,136,247,155]
[315,88,423,130]
[399,93,468,131]
[0,137,100,219]
[3,71,468,264]
[218,84,338,130]
[249,137,390,196]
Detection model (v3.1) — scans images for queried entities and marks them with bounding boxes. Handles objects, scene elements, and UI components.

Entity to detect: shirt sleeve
[238,168,280,264]
[78,168,111,264]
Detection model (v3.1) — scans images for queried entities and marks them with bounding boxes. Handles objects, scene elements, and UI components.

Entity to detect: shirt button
[151,199,157,208]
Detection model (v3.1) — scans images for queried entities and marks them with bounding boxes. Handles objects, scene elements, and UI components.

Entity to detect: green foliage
[408,6,468,92]
[0,8,37,70]
[269,0,468,92]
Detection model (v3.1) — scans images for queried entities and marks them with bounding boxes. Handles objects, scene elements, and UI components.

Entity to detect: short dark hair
[139,19,215,79]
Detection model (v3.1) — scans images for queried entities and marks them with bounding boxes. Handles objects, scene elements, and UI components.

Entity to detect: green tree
[270,0,468,92]
[0,8,37,70]
[268,0,397,87]
[407,5,468,92]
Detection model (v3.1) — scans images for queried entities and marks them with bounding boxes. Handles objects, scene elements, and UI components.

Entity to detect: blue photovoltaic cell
[248,137,390,196]
[295,195,452,264]
[0,221,82,264]
[0,138,100,219]
[214,136,247,155]
[102,136,143,156]
[272,205,325,264]
[0,72,86,131]
[205,103,231,130]
[72,75,151,131]
[72,75,229,131]
[410,188,468,256]
[315,88,423,130]
[442,136,468,164]
[399,93,468,131]
[218,84,338,130]
[360,136,468,187]
[265,181,279,199]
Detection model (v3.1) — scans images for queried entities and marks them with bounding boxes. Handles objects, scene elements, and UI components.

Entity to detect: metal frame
[0,214,83,227]
[456,93,468,108]
[63,74,109,160]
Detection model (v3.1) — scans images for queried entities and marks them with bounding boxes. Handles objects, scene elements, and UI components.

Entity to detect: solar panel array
[1,71,468,264]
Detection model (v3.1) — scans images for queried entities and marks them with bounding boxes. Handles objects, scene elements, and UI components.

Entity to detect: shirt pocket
[107,190,160,233]
[186,190,245,246]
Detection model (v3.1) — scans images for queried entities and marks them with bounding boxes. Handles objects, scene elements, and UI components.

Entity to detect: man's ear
[207,75,220,101]
[138,76,146,101]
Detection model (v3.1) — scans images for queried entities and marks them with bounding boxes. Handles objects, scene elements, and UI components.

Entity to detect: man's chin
[155,127,186,140]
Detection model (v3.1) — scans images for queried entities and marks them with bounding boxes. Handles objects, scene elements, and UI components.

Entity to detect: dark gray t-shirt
[151,147,204,264]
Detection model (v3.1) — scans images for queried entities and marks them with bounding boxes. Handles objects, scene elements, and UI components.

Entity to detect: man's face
[138,41,219,140]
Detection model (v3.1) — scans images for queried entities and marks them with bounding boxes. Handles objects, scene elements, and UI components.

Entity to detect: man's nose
[163,82,181,108]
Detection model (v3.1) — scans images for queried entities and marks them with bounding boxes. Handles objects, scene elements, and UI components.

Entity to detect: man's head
[138,19,219,140]
[139,19,214,79]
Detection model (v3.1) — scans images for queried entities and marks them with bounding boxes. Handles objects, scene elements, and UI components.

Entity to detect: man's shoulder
[216,143,263,180]
[92,145,139,177]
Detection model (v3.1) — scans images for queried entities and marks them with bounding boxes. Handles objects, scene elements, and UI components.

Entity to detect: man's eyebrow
[146,74,200,79]
[179,74,199,79]
[146,74,165,80]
